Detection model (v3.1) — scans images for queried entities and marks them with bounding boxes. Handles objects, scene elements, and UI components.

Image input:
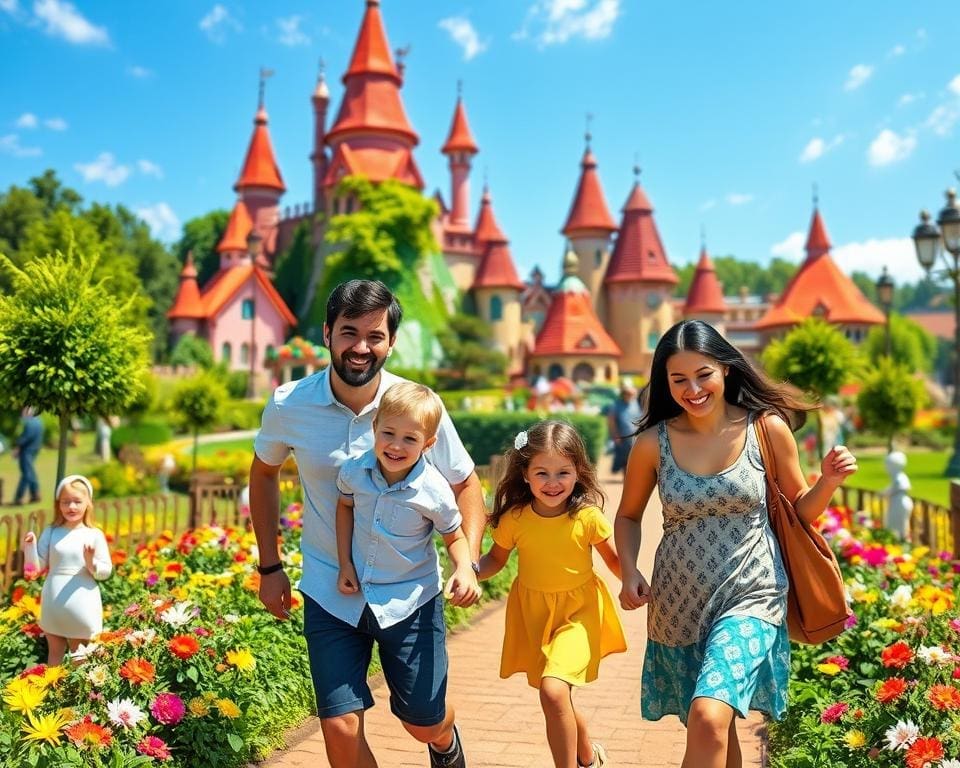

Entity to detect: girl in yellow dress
[478,420,627,768]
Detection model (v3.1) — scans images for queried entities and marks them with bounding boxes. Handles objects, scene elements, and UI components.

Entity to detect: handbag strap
[754,413,780,497]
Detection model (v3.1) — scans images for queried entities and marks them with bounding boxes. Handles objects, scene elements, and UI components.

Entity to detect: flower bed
[770,506,960,767]
[0,499,517,767]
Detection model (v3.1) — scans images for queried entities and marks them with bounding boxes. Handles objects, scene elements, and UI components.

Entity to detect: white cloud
[199,4,240,43]
[833,238,923,283]
[799,134,844,163]
[867,129,916,166]
[897,92,923,108]
[438,16,487,61]
[726,193,753,206]
[33,0,109,45]
[699,199,716,212]
[949,74,960,96]
[516,0,621,47]
[136,202,181,242]
[926,103,960,137]
[0,133,42,157]
[276,15,309,47]
[888,44,905,58]
[0,0,18,12]
[15,112,37,128]
[43,116,67,130]
[844,64,873,91]
[137,159,163,178]
[74,152,130,186]
[770,231,805,263]
[128,65,153,79]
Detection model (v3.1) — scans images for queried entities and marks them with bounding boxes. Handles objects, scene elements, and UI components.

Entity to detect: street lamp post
[876,266,895,358]
[246,231,263,400]
[912,186,960,477]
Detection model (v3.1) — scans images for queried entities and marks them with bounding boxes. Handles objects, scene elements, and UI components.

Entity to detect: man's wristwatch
[257,562,284,576]
[471,561,480,576]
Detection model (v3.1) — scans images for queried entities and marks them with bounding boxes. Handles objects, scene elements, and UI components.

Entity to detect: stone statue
[883,450,913,542]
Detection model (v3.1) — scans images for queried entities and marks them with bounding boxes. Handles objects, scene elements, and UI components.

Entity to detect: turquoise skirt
[641,615,790,724]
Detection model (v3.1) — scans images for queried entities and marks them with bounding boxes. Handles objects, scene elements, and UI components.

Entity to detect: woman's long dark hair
[491,420,605,528]
[634,320,813,434]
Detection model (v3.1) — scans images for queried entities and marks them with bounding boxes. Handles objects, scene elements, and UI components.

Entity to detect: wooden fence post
[188,478,200,530]
[950,481,960,559]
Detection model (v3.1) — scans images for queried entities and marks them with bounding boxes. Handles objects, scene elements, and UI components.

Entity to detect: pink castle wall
[207,277,292,373]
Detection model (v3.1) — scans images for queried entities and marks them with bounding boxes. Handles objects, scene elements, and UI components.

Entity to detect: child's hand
[23,531,36,545]
[337,564,359,595]
[83,543,96,572]
[444,567,482,607]
[619,568,651,611]
[820,445,858,486]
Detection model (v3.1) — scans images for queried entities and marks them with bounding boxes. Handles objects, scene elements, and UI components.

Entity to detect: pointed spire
[561,133,616,236]
[167,252,205,319]
[473,184,507,246]
[684,244,727,315]
[442,89,479,155]
[805,205,832,260]
[218,201,254,253]
[473,239,524,291]
[234,86,285,193]
[313,57,329,101]
[344,0,399,82]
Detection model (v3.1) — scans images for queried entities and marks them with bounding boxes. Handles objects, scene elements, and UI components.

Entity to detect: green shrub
[439,389,506,411]
[110,418,173,453]
[38,412,57,448]
[88,459,159,497]
[219,369,250,399]
[221,399,266,431]
[390,367,438,390]
[450,411,606,465]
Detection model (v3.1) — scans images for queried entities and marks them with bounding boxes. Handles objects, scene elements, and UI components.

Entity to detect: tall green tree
[857,358,925,449]
[437,314,508,390]
[0,246,150,484]
[862,314,938,373]
[273,218,315,317]
[171,372,227,474]
[675,255,796,298]
[762,318,860,456]
[174,209,231,286]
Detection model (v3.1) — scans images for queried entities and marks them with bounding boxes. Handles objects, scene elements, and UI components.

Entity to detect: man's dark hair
[325,280,403,338]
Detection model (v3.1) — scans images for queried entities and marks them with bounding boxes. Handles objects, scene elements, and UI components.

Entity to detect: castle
[167,0,885,387]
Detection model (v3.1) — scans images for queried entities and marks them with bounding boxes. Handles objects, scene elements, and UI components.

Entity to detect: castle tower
[528,245,621,384]
[323,0,423,196]
[217,200,255,269]
[440,87,480,293]
[561,133,617,322]
[310,61,330,213]
[683,243,727,334]
[603,166,678,375]
[166,252,205,343]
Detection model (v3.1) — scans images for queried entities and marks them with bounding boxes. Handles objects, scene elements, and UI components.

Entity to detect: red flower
[65,716,113,749]
[880,641,914,669]
[875,677,908,703]
[20,623,43,638]
[119,658,156,685]
[19,664,46,680]
[12,586,25,603]
[928,684,960,711]
[168,635,200,660]
[820,702,848,724]
[905,737,944,768]
[137,735,172,761]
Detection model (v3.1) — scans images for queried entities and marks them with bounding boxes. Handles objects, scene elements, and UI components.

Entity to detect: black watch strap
[257,562,284,576]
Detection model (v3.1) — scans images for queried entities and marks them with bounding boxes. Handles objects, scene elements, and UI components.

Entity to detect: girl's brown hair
[490,420,604,527]
[53,479,95,528]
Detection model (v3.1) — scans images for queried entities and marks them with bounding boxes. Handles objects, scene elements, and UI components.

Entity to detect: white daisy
[160,601,194,627]
[106,697,147,729]
[883,720,919,750]
[917,644,952,666]
[888,585,913,611]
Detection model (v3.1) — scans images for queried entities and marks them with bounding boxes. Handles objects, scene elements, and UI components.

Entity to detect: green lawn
[0,438,102,511]
[851,450,954,507]
[191,437,255,457]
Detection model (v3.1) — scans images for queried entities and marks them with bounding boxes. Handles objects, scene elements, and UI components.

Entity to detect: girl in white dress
[23,474,112,665]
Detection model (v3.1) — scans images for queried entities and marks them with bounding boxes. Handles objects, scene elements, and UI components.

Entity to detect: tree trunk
[192,427,199,476]
[56,411,70,490]
[815,411,824,461]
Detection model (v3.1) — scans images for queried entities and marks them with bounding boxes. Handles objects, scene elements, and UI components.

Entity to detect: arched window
[548,363,564,380]
[221,342,232,364]
[242,299,254,320]
[240,343,250,365]
[489,295,503,321]
[595,248,602,267]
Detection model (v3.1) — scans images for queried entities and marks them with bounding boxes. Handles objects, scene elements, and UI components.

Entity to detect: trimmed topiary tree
[171,372,227,474]
[857,357,925,449]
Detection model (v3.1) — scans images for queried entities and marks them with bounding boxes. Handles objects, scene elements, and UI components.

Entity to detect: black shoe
[428,723,465,768]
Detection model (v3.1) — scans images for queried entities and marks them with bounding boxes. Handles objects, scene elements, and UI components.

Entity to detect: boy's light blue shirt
[253,367,475,629]
[336,450,461,628]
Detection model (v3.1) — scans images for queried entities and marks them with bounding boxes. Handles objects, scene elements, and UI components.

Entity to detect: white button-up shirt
[254,368,475,627]
[336,450,461,627]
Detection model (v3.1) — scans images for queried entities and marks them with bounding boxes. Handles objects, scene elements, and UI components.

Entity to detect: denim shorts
[303,592,449,726]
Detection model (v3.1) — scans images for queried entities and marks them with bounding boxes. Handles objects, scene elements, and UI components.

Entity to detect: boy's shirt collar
[359,448,428,491]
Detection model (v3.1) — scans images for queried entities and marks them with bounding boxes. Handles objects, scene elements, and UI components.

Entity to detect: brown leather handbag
[755,415,851,644]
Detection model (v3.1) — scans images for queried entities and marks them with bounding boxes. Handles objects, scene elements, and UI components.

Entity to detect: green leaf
[227,733,244,752]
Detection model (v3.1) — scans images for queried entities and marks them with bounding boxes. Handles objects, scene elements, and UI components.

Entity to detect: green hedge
[110,418,173,453]
[221,399,266,431]
[449,411,606,465]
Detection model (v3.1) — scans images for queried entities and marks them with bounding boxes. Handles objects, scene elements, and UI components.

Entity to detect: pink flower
[150,692,186,725]
[949,618,960,634]
[821,702,849,724]
[137,736,172,761]
[825,656,850,670]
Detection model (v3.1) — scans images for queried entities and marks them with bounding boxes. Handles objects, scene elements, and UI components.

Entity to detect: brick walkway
[260,462,767,768]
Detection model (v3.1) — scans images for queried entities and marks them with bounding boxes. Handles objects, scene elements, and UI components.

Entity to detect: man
[607,381,640,476]
[250,280,486,768]
[13,407,43,505]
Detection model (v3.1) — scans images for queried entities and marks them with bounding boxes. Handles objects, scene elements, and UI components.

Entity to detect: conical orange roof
[343,0,399,83]
[534,251,621,357]
[167,253,204,319]
[473,185,507,247]
[442,97,478,154]
[473,240,524,291]
[217,201,254,253]
[684,246,726,314]
[756,207,885,330]
[561,146,616,236]
[234,107,285,193]
[604,180,677,285]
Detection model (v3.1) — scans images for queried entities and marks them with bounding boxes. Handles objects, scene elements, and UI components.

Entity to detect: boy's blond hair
[375,381,444,438]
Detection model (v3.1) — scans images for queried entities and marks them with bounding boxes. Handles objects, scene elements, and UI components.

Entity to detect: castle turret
[167,252,205,343]
[310,62,330,213]
[683,244,727,333]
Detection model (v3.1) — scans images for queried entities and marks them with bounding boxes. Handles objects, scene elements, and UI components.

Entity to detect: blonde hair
[375,381,444,438]
[53,477,95,527]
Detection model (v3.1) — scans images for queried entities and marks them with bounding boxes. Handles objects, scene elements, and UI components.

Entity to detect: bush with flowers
[769,505,960,767]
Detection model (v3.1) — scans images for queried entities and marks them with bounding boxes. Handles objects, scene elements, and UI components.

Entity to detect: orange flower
[880,641,914,669]
[119,658,155,685]
[111,550,128,566]
[95,629,130,645]
[168,635,200,660]
[875,677,908,703]
[928,684,960,711]
[905,737,944,768]
[65,716,113,749]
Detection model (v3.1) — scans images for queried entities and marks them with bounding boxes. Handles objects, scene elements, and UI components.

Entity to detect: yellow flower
[912,546,930,559]
[3,681,47,713]
[843,730,866,748]
[896,561,917,578]
[226,648,256,672]
[42,665,68,687]
[216,698,241,718]
[817,663,842,676]
[189,698,210,717]
[21,710,68,746]
[872,617,901,630]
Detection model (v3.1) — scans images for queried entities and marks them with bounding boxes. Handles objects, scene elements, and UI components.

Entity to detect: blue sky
[2,1,958,287]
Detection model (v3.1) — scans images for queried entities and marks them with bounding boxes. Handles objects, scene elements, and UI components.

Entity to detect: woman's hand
[619,567,651,611]
[23,531,36,545]
[820,445,858,487]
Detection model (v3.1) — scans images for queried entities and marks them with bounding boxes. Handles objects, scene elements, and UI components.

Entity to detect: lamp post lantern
[876,266,895,358]
[912,186,960,477]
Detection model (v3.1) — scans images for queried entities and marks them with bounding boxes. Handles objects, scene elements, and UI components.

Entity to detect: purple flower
[150,692,186,726]
[145,572,159,587]
[845,613,858,629]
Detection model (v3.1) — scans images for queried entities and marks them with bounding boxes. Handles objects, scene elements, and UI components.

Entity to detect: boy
[334,380,481,766]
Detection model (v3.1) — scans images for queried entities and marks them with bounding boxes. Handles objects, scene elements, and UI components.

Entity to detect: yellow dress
[492,504,627,688]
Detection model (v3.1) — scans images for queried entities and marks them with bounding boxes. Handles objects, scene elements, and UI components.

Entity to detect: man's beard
[331,350,387,387]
